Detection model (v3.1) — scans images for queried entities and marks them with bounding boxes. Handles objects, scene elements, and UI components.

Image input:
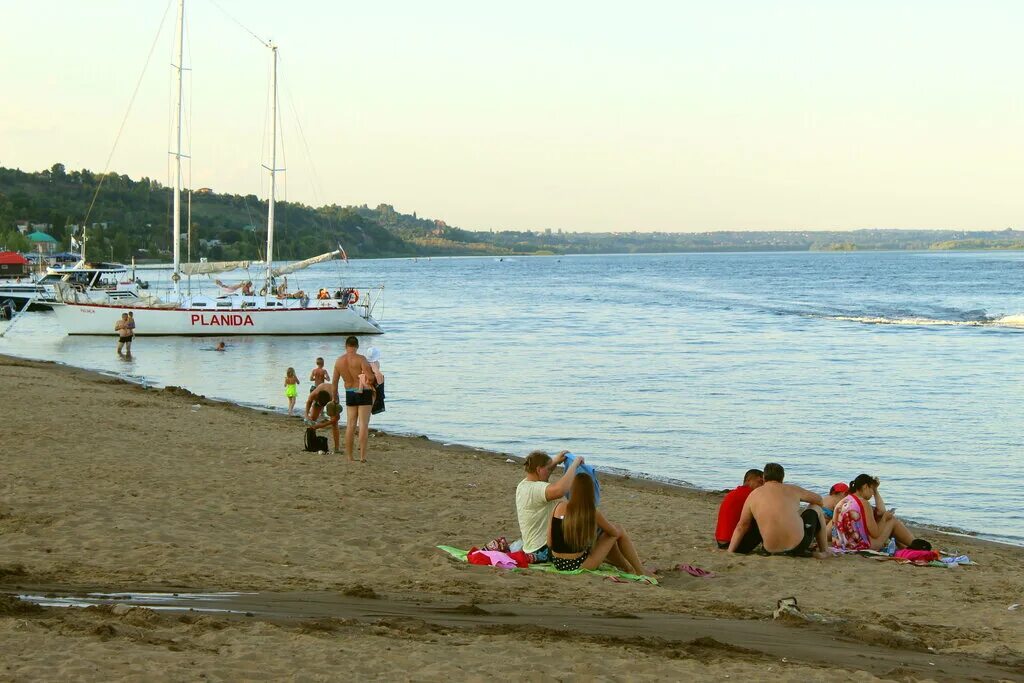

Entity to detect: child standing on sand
[284,367,300,415]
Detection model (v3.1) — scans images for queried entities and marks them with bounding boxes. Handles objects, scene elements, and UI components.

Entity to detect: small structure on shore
[0,251,30,278]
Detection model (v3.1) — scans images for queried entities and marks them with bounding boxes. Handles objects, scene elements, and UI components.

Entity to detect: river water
[3,251,1022,544]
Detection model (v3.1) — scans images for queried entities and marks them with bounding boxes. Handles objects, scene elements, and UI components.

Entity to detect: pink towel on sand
[894,549,940,562]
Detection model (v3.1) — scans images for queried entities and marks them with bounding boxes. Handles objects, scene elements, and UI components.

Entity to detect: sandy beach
[1,354,1022,681]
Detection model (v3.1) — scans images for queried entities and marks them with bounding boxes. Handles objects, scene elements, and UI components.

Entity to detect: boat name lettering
[190,313,255,326]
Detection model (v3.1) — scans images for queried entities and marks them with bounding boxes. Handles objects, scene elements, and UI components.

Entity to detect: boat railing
[351,284,384,321]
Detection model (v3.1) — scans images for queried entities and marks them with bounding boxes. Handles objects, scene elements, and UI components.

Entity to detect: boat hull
[49,301,383,336]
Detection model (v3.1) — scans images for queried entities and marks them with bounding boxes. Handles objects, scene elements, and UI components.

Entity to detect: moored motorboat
[0,260,141,311]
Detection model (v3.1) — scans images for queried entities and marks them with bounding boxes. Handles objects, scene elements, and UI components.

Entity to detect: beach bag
[304,428,329,453]
[371,381,386,415]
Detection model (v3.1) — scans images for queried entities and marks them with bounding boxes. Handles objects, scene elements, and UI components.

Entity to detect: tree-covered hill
[2,164,1022,259]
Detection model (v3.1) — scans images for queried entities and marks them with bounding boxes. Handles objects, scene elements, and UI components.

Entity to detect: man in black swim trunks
[115,313,133,357]
[728,463,829,559]
[331,336,376,463]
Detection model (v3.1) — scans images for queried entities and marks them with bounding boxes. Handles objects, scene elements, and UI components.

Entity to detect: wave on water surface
[822,312,1024,328]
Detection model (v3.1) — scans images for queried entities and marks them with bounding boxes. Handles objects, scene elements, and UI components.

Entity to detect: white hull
[49,300,382,336]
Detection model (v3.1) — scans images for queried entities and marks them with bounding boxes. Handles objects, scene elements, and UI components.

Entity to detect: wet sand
[1,354,1022,681]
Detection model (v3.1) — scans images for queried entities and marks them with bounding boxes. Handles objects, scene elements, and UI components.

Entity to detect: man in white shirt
[515,450,583,563]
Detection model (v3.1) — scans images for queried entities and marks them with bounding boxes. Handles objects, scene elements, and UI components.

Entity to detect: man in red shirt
[715,469,764,549]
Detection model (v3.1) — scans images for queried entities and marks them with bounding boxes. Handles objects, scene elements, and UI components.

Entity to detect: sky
[3,1,1023,232]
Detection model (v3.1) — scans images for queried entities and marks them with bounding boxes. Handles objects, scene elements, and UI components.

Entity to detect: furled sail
[180,260,251,276]
[270,249,342,278]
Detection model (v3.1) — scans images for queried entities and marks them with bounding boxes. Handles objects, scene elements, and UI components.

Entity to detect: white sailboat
[50,0,383,336]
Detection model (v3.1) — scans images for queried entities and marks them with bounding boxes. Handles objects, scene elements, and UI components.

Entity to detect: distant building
[195,187,213,195]
[26,230,59,254]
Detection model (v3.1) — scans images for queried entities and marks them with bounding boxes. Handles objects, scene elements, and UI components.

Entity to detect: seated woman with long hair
[547,473,647,574]
[832,474,916,551]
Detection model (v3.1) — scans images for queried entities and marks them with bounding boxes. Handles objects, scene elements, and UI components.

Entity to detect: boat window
[216,301,231,308]
[241,301,255,308]
[191,302,207,307]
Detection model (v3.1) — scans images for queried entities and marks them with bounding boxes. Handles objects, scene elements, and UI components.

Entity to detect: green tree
[112,232,131,261]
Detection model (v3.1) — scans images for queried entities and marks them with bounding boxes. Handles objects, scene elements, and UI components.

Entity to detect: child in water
[309,357,330,392]
[284,367,300,415]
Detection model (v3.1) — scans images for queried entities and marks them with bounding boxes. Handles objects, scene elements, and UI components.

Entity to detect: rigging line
[82,0,174,230]
[284,83,335,240]
[276,56,288,253]
[285,85,325,207]
[206,0,271,48]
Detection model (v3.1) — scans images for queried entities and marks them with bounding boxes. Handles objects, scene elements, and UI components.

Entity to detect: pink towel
[894,548,940,562]
[477,550,518,569]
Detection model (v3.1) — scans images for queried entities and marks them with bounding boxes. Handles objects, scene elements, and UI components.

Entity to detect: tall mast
[171,0,185,298]
[264,43,279,286]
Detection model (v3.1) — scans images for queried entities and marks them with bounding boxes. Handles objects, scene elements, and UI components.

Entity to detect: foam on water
[824,312,1024,328]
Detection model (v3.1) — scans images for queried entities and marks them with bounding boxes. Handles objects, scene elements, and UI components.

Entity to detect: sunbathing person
[820,482,849,536]
[714,468,763,549]
[547,473,647,575]
[832,474,916,551]
[728,463,828,558]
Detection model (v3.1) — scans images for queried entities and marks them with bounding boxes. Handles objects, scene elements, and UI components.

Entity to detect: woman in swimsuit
[547,473,645,574]
[833,474,916,551]
[821,482,849,537]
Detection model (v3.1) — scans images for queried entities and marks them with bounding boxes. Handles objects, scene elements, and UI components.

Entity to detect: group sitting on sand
[715,463,926,557]
[499,453,927,576]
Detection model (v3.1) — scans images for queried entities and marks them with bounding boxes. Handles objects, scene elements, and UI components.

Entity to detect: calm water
[3,251,1023,544]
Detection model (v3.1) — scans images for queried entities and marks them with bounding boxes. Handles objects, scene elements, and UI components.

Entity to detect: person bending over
[548,473,648,575]
[714,468,764,549]
[832,474,916,551]
[729,462,828,558]
[304,383,340,453]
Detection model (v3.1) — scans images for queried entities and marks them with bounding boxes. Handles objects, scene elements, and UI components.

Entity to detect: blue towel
[563,452,601,507]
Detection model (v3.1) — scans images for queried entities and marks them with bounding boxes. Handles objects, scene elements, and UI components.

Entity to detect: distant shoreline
[125,246,1024,268]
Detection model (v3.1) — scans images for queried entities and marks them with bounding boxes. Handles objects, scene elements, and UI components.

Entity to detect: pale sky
[3,1,1022,232]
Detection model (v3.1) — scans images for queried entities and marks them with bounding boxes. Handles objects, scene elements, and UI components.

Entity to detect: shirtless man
[114,313,133,356]
[331,336,375,463]
[304,382,341,452]
[309,357,330,392]
[728,462,829,559]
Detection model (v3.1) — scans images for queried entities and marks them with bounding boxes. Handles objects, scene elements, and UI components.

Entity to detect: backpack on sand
[304,428,329,453]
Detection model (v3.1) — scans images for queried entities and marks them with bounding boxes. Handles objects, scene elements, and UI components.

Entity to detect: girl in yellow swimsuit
[284,367,299,415]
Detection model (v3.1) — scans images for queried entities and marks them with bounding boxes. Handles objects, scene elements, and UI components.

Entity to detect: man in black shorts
[115,312,133,357]
[331,336,376,463]
[728,463,829,559]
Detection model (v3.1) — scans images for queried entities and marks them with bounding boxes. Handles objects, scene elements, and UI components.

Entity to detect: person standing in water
[309,357,330,392]
[331,337,375,463]
[114,313,133,357]
[284,367,300,416]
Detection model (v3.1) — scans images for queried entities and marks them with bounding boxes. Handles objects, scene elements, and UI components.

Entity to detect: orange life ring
[349,289,360,304]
